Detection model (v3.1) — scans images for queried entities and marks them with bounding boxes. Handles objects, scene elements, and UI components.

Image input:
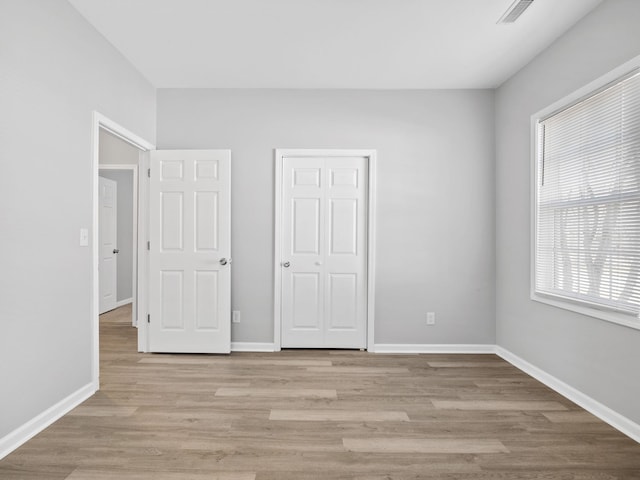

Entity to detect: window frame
[530,55,640,331]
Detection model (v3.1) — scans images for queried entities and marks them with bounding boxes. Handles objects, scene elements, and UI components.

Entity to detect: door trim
[91,112,154,390]
[98,164,139,327]
[273,149,377,351]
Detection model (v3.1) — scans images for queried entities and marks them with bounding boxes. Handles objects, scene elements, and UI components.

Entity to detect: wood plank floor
[2,305,640,479]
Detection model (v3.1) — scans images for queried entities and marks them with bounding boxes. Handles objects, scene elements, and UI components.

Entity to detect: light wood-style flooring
[2,305,640,479]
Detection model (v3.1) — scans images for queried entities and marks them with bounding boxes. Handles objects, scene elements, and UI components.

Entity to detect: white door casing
[278,151,375,349]
[99,176,118,314]
[148,150,231,353]
[92,112,154,387]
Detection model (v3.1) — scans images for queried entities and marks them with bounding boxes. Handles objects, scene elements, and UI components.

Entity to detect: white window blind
[535,69,640,317]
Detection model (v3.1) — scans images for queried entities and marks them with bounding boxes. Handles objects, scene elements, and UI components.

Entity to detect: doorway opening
[99,160,139,325]
[91,112,154,390]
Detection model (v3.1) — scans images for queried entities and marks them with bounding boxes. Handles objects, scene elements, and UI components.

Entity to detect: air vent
[497,0,534,24]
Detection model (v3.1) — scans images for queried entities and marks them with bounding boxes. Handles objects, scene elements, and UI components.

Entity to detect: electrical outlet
[426,312,436,325]
[232,310,241,324]
[79,228,89,247]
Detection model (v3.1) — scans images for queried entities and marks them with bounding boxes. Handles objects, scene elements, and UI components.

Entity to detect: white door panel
[293,199,321,254]
[99,176,118,314]
[327,273,357,328]
[149,150,231,353]
[282,156,367,348]
[291,272,322,329]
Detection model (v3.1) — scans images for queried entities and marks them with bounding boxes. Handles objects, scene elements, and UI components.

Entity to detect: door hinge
[147,241,150,250]
[147,314,150,324]
[147,168,151,178]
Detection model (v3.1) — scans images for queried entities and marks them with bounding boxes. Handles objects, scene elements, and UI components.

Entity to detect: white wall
[99,129,141,166]
[495,0,640,425]
[99,170,134,303]
[157,89,496,346]
[0,0,155,439]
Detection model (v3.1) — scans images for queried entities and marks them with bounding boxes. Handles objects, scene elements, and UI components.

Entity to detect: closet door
[281,155,368,348]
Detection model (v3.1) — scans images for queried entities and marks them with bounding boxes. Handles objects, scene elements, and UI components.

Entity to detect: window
[533,67,640,327]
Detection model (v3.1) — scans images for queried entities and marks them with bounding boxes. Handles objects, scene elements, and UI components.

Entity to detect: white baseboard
[0,382,95,460]
[496,346,640,444]
[372,344,496,354]
[115,298,133,308]
[231,342,277,352]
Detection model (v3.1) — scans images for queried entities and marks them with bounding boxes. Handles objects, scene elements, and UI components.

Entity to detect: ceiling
[67,0,603,89]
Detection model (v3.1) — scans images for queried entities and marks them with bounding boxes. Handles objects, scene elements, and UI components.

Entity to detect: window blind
[535,69,640,317]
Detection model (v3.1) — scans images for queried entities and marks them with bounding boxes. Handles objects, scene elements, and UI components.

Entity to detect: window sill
[531,292,640,331]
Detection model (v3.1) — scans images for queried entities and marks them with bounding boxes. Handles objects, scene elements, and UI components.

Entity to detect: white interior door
[281,156,368,348]
[99,176,118,314]
[148,150,231,353]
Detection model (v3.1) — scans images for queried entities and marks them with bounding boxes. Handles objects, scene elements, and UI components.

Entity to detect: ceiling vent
[497,0,535,24]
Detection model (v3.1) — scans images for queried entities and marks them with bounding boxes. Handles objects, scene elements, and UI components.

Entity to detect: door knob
[113,249,120,254]
[315,261,322,266]
[219,258,232,266]
[282,261,290,268]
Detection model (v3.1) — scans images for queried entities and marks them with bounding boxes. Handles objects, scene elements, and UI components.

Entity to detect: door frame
[91,112,154,389]
[273,149,377,351]
[98,164,139,325]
